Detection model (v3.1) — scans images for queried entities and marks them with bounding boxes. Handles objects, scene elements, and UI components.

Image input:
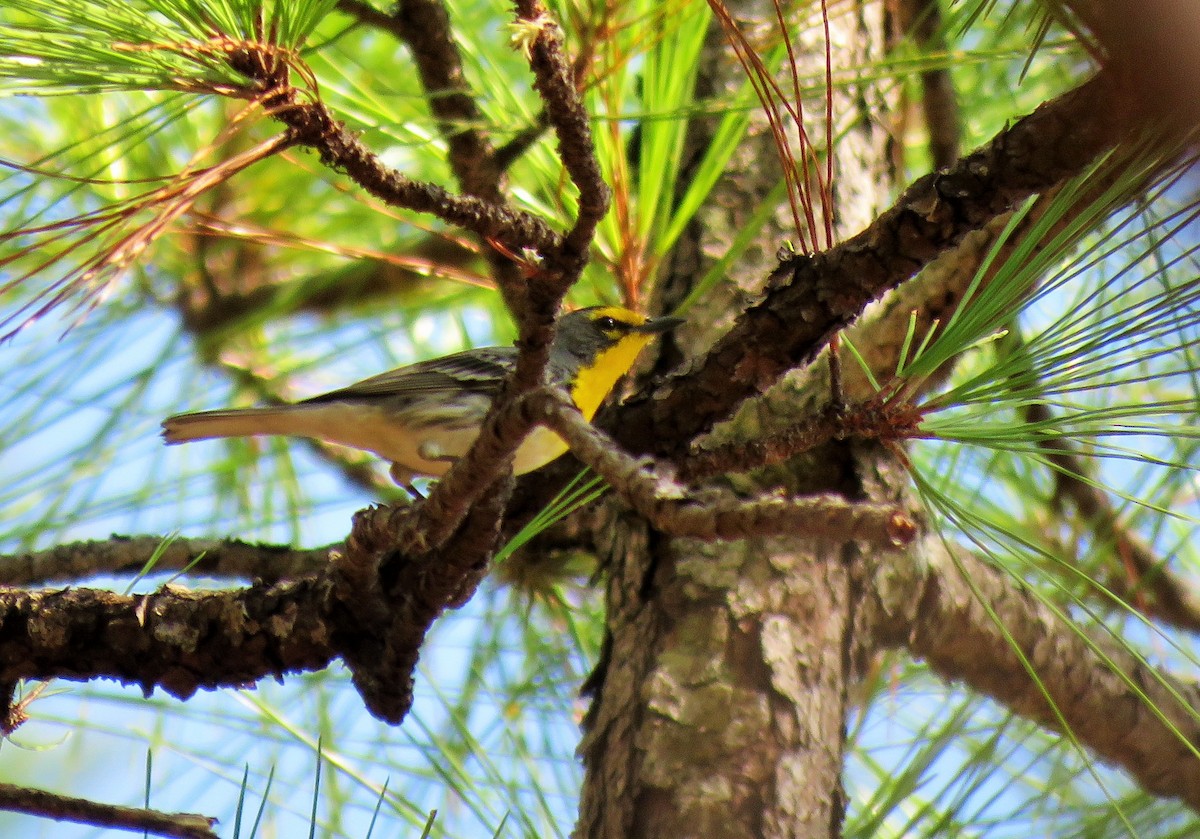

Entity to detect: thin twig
[512,0,609,276]
[0,536,332,587]
[527,390,915,546]
[680,399,902,481]
[278,102,560,253]
[493,113,551,173]
[0,784,217,839]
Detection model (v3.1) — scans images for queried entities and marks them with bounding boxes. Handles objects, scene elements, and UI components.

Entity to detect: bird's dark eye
[596,316,619,331]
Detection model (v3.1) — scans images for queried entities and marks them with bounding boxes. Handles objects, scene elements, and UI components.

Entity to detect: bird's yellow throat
[568,332,655,420]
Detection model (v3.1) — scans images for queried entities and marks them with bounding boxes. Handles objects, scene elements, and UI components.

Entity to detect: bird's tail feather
[162,407,310,444]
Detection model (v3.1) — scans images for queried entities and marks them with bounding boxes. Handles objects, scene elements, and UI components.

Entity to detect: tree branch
[618,73,1131,457]
[0,499,513,725]
[394,3,609,553]
[334,480,509,722]
[0,536,330,587]
[512,0,609,274]
[1026,400,1200,633]
[0,578,335,699]
[337,0,506,202]
[867,535,1200,812]
[277,103,560,254]
[0,783,217,839]
[527,390,915,546]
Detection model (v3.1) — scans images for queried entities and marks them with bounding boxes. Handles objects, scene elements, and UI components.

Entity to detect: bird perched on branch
[163,306,682,494]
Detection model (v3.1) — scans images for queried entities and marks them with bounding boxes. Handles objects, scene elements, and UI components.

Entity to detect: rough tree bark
[576,3,895,836]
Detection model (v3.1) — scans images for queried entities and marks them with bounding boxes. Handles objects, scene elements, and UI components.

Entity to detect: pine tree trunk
[576,2,894,837]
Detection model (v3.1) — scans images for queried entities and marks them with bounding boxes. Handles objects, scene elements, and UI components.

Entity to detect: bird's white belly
[294,404,569,479]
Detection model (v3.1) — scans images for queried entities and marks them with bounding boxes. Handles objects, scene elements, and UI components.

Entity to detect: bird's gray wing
[302,346,515,403]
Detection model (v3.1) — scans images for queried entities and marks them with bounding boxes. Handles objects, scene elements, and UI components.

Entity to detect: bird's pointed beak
[638,315,685,334]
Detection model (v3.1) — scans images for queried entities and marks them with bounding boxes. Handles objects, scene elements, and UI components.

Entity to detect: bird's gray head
[551,306,683,364]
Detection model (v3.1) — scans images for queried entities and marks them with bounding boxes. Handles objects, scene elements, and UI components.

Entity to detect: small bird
[162,306,682,492]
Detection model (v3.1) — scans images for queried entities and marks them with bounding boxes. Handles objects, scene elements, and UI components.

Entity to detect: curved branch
[867,536,1200,812]
[527,390,915,546]
[338,0,507,202]
[278,102,561,253]
[334,480,509,722]
[512,0,609,273]
[394,3,608,554]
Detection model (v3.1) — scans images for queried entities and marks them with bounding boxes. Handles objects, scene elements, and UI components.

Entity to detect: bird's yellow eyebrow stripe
[588,305,648,327]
